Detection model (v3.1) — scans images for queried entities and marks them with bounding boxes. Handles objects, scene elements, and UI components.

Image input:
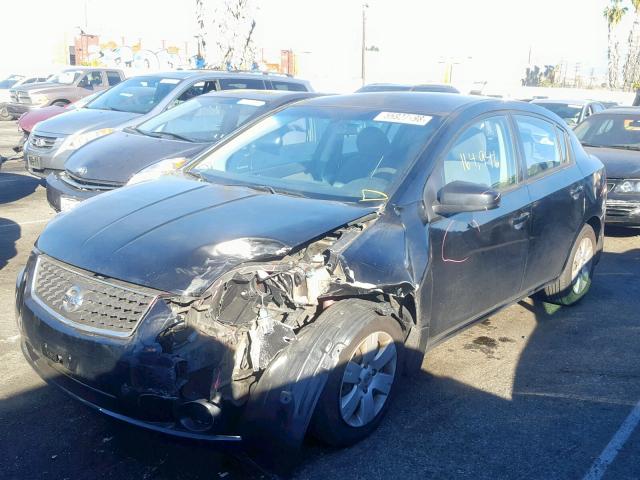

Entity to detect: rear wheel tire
[51,100,69,107]
[311,301,404,447]
[0,105,11,121]
[537,224,596,306]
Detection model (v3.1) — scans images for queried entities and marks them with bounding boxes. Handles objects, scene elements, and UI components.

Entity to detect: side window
[555,127,571,164]
[442,115,518,190]
[592,103,605,113]
[78,72,104,89]
[219,78,265,90]
[170,81,217,108]
[270,80,307,92]
[514,115,563,179]
[106,71,122,86]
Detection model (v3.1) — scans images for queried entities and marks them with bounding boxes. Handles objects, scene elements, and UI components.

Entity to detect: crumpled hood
[585,146,640,178]
[37,176,373,295]
[65,130,209,184]
[34,108,139,136]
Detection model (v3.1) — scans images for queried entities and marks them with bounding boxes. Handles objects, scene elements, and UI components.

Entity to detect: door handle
[511,211,530,229]
[570,185,584,199]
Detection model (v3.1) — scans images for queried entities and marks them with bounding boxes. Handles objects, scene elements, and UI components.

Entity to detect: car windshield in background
[574,114,640,149]
[190,106,441,202]
[536,102,582,126]
[136,96,266,143]
[85,76,181,114]
[48,70,84,85]
[0,75,24,88]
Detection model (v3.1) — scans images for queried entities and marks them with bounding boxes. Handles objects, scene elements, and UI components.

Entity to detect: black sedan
[46,90,320,212]
[574,107,640,225]
[16,93,605,458]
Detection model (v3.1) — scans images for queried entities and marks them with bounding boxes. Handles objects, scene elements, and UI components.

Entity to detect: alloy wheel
[571,237,594,295]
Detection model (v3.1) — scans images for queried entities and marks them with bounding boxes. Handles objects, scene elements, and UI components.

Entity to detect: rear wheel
[0,105,11,121]
[51,100,69,107]
[537,224,596,305]
[311,302,403,447]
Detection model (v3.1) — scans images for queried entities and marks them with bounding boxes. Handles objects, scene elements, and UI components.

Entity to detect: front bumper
[16,256,243,441]
[605,198,640,225]
[46,172,106,212]
[23,135,69,178]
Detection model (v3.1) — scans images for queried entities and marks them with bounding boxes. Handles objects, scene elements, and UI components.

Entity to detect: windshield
[189,105,441,202]
[136,95,266,143]
[48,70,85,85]
[574,114,640,149]
[535,102,583,126]
[0,75,24,89]
[85,76,181,114]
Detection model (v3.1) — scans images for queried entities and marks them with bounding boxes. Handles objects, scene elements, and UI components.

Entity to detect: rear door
[428,114,531,337]
[513,114,585,291]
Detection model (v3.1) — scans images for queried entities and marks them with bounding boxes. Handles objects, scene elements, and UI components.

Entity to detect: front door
[428,114,531,338]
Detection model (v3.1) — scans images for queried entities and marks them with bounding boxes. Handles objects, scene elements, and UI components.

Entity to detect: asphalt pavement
[1,119,639,479]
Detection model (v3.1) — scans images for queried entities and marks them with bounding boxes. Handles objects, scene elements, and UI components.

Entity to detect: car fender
[242,299,378,453]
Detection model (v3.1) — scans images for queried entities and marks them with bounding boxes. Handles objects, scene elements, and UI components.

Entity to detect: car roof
[590,106,640,115]
[200,89,321,102]
[138,70,309,83]
[295,92,485,116]
[531,99,592,106]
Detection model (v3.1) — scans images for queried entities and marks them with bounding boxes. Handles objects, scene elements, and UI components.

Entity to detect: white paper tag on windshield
[237,99,266,107]
[160,78,181,84]
[374,111,432,126]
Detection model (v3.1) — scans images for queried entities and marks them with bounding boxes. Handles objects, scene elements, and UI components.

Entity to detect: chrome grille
[61,172,119,191]
[9,90,17,103]
[16,91,31,104]
[29,134,57,149]
[32,256,159,337]
[606,199,640,217]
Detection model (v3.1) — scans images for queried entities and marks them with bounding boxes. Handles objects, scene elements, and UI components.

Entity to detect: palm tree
[623,0,640,89]
[604,0,628,88]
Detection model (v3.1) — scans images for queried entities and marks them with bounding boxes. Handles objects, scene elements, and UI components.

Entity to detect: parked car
[600,101,620,109]
[0,74,50,120]
[17,93,604,456]
[6,67,124,119]
[530,99,605,128]
[46,89,321,212]
[13,91,106,154]
[574,107,640,225]
[23,71,312,178]
[357,82,460,93]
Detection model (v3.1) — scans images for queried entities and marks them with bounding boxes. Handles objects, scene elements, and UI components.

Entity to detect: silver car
[24,71,312,178]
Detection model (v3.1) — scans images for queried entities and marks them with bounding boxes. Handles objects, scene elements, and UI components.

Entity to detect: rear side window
[219,78,265,90]
[106,71,122,86]
[514,115,563,179]
[442,115,519,190]
[271,80,307,92]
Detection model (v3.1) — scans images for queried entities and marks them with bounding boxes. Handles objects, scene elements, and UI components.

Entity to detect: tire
[537,224,597,306]
[51,100,69,107]
[0,105,11,121]
[311,300,404,447]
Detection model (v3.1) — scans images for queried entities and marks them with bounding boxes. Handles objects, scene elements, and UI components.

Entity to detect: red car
[14,91,104,153]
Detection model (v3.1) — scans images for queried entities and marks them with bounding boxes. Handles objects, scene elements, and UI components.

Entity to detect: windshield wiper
[150,131,193,142]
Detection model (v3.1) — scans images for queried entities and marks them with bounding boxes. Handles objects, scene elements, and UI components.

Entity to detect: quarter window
[271,80,307,92]
[442,116,518,190]
[514,115,563,178]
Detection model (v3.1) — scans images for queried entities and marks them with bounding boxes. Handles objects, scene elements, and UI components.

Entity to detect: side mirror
[432,180,501,215]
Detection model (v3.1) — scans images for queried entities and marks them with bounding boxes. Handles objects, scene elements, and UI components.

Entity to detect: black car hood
[37,177,373,295]
[584,146,640,178]
[65,130,209,184]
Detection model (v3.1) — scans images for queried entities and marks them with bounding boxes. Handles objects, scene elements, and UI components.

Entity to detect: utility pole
[574,62,581,88]
[361,3,368,87]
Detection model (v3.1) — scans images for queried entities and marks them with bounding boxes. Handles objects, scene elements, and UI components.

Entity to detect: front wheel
[537,224,596,305]
[311,301,404,447]
[0,105,11,121]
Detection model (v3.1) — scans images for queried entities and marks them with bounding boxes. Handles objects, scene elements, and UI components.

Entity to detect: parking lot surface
[1,119,639,479]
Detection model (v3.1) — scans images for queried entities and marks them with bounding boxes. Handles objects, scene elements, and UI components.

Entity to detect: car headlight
[127,157,188,186]
[59,128,114,153]
[615,180,640,193]
[30,93,49,105]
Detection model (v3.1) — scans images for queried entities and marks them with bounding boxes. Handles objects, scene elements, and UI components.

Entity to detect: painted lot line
[582,399,640,480]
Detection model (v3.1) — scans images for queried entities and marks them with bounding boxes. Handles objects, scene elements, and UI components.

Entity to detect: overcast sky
[0,0,626,90]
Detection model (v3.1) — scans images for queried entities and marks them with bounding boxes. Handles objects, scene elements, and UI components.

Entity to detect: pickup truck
[6,67,124,119]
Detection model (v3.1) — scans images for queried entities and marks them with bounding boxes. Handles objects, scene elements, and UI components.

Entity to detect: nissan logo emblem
[62,285,85,313]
